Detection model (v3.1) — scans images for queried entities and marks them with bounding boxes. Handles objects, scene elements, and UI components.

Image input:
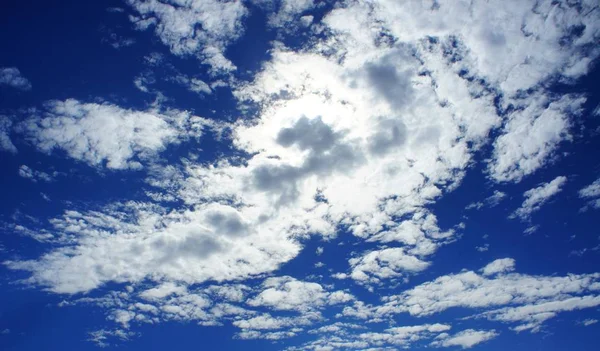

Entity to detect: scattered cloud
[481,258,516,276]
[489,95,584,182]
[126,0,248,74]
[0,67,31,91]
[510,176,567,221]
[431,329,498,349]
[466,190,506,210]
[18,165,57,182]
[579,177,600,210]
[580,319,598,326]
[19,99,219,170]
[341,259,600,333]
[3,0,600,349]
[0,116,17,153]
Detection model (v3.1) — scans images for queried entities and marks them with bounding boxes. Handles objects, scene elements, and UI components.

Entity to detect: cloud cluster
[579,177,600,210]
[340,258,600,333]
[0,67,31,91]
[126,0,248,74]
[18,165,57,182]
[510,176,567,221]
[430,329,499,349]
[3,0,600,349]
[466,190,506,210]
[0,116,17,153]
[19,99,216,170]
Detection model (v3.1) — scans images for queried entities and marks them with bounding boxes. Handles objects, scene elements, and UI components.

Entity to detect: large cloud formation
[2,0,600,349]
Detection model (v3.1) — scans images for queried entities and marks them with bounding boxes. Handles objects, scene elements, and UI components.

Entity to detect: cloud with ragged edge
[1,0,600,349]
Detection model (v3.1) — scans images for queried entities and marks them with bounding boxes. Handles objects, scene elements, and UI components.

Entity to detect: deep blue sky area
[1,1,600,350]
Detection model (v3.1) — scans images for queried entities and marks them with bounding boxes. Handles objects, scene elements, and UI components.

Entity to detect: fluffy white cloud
[431,329,498,349]
[4,202,301,294]
[489,95,585,182]
[348,247,430,284]
[252,0,316,33]
[482,295,600,332]
[288,322,454,350]
[4,0,600,348]
[247,276,353,312]
[0,67,31,91]
[345,259,600,332]
[126,0,248,73]
[481,258,516,276]
[511,176,567,221]
[20,99,215,170]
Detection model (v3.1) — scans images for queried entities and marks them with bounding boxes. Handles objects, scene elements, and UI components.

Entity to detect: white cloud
[348,247,430,284]
[20,99,215,170]
[0,116,17,153]
[482,295,600,332]
[4,0,600,348]
[127,0,248,74]
[511,176,567,221]
[0,67,31,91]
[247,276,353,312]
[481,258,516,276]
[88,329,133,348]
[18,165,56,182]
[466,190,506,210]
[172,75,212,95]
[581,319,598,326]
[579,177,600,210]
[431,329,498,349]
[489,95,585,182]
[139,282,187,301]
[253,0,317,33]
[289,322,454,350]
[4,202,301,294]
[350,259,600,333]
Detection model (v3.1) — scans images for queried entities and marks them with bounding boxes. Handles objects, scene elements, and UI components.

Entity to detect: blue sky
[1,0,600,350]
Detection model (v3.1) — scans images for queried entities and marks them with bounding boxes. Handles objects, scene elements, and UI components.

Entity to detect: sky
[1,0,600,350]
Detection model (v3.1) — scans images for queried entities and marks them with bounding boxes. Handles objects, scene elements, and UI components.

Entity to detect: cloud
[431,329,498,349]
[348,247,430,284]
[4,0,600,348]
[126,0,248,74]
[343,259,600,332]
[288,322,454,350]
[510,176,567,221]
[18,165,57,182]
[466,190,506,210]
[489,95,585,182]
[172,75,212,95]
[482,295,600,332]
[579,177,600,210]
[257,0,317,32]
[246,276,353,312]
[0,67,31,91]
[481,258,516,276]
[581,319,598,326]
[0,116,17,153]
[20,99,217,170]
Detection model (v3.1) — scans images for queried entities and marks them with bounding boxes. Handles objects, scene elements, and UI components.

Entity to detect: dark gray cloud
[368,119,407,155]
[253,117,364,205]
[365,55,414,110]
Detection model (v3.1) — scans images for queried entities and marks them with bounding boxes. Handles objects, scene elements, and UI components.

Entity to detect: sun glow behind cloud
[1,0,600,350]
